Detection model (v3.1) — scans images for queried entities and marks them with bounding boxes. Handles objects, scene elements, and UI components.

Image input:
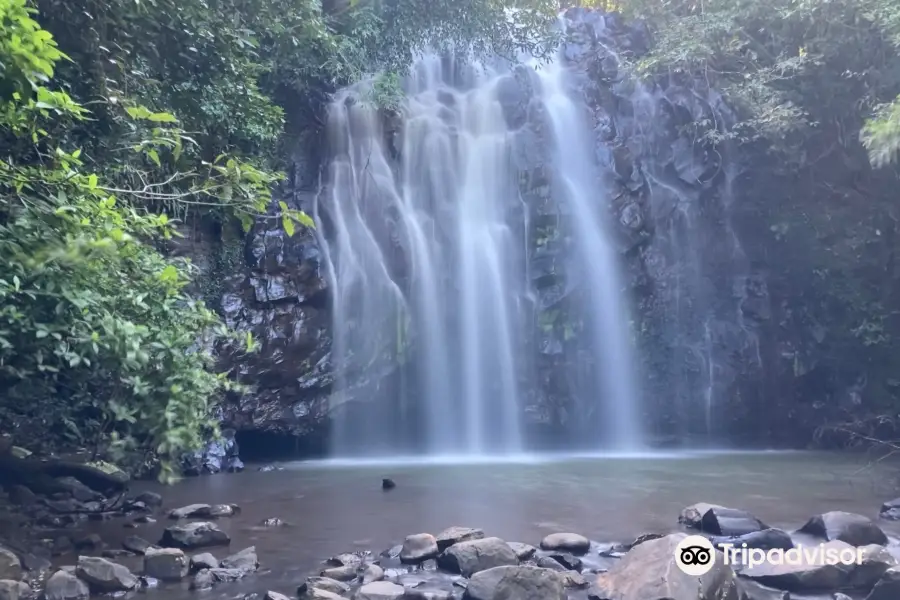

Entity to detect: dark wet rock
[122,535,152,555]
[547,553,582,571]
[75,556,138,592]
[733,580,789,600]
[43,570,89,600]
[320,564,357,581]
[325,553,364,568]
[465,565,566,600]
[437,537,518,577]
[297,576,351,597]
[182,434,241,476]
[133,515,155,524]
[190,569,214,590]
[382,479,396,490]
[73,533,102,550]
[7,485,36,506]
[140,576,160,589]
[507,542,537,561]
[55,477,104,503]
[101,549,132,559]
[739,539,858,592]
[593,533,739,600]
[710,529,794,552]
[867,567,900,600]
[205,567,246,584]
[540,533,591,555]
[535,556,567,571]
[401,534,440,563]
[355,581,405,600]
[51,537,73,556]
[679,502,726,529]
[797,511,888,546]
[880,498,900,521]
[701,507,768,536]
[144,547,189,581]
[436,527,485,551]
[160,521,230,549]
[225,457,245,472]
[133,491,163,507]
[169,503,211,519]
[362,563,385,584]
[404,590,453,600]
[848,544,897,589]
[0,548,21,581]
[0,580,30,600]
[220,546,259,575]
[191,553,218,572]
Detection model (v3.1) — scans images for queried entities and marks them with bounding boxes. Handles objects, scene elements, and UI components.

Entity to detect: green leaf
[282,215,295,237]
[147,149,161,166]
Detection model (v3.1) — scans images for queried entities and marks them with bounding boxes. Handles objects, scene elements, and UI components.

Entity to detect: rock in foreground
[400,533,439,563]
[593,533,740,600]
[464,565,566,600]
[437,537,518,577]
[43,570,89,600]
[355,581,405,600]
[143,547,188,581]
[0,580,30,600]
[75,556,138,593]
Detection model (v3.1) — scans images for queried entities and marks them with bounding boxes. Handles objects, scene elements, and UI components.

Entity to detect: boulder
[320,565,357,581]
[75,556,138,592]
[797,512,888,547]
[265,593,291,600]
[880,498,900,521]
[465,565,565,600]
[143,547,188,581]
[739,539,859,592]
[160,521,230,549]
[437,537,518,577]
[710,528,793,552]
[0,580,30,600]
[0,548,20,581]
[546,553,582,571]
[302,589,346,600]
[190,552,218,572]
[507,542,536,561]
[133,491,163,507]
[866,567,900,600]
[355,581,405,600]
[122,535,153,555]
[325,553,364,568]
[679,503,727,529]
[700,507,768,536]
[849,544,897,589]
[43,570,89,600]
[436,527,485,551]
[298,576,351,597]
[169,504,211,519]
[362,563,385,583]
[401,533,440,563]
[168,503,237,519]
[190,567,245,589]
[539,533,591,555]
[593,533,740,600]
[219,546,259,575]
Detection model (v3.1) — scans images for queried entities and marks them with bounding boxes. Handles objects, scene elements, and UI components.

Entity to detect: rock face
[593,533,740,600]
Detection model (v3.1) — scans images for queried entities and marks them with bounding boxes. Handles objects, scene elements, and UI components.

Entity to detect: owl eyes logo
[674,535,716,576]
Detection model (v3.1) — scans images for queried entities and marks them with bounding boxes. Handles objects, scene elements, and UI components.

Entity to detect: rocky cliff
[196,7,897,454]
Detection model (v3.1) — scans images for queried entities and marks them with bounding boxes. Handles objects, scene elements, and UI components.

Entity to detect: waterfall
[316,45,644,457]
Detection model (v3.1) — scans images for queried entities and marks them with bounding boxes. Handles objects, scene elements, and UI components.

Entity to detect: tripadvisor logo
[674,535,865,576]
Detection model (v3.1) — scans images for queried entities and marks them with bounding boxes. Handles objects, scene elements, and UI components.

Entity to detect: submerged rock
[220,546,259,575]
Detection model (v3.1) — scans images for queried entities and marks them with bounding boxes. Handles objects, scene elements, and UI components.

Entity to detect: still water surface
[106,451,900,598]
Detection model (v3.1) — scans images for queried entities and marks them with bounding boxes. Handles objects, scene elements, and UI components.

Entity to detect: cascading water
[316,32,645,457]
[316,56,531,457]
[533,55,644,451]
